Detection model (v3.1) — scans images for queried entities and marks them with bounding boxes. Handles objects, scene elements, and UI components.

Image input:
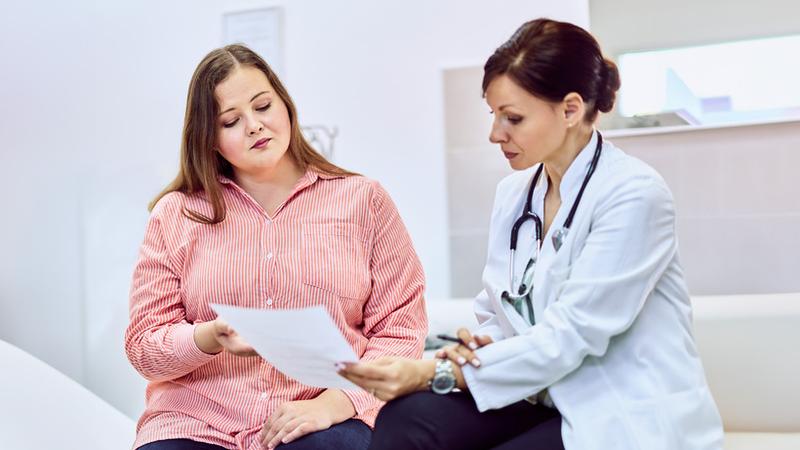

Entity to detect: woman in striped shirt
[125,44,427,450]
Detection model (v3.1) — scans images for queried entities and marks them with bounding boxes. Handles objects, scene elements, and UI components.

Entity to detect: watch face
[432,373,456,394]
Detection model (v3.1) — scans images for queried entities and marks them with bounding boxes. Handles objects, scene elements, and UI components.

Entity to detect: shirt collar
[217,166,344,186]
[315,170,345,181]
[217,167,346,212]
[295,167,346,189]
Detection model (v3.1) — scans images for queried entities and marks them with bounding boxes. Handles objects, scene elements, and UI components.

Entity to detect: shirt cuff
[460,341,521,412]
[341,388,383,416]
[171,323,218,367]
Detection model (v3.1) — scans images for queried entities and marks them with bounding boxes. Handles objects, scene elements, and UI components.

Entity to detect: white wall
[0,1,97,389]
[0,0,589,419]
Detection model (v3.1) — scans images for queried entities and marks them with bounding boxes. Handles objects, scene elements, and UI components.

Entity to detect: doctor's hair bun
[483,18,620,122]
[597,58,621,113]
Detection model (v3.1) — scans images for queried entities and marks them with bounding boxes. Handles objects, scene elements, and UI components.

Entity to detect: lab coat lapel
[530,131,599,316]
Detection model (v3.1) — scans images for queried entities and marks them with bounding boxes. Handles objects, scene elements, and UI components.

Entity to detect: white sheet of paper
[210,304,361,391]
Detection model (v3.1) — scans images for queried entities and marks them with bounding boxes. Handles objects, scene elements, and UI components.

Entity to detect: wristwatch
[430,358,457,394]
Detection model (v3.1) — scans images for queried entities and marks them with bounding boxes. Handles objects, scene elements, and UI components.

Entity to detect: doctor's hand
[194,318,258,357]
[337,356,436,402]
[260,389,354,449]
[436,327,494,368]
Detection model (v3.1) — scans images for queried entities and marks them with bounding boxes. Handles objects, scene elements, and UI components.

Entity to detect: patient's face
[214,66,292,178]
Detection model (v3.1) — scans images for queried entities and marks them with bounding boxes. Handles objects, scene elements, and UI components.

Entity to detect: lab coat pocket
[301,223,372,301]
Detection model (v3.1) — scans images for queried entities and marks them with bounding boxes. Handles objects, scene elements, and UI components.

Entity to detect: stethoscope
[502,131,603,323]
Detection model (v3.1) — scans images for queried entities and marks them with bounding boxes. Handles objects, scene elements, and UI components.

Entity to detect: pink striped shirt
[125,169,427,450]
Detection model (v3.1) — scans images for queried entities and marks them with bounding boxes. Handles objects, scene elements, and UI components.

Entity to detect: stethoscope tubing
[508,131,603,292]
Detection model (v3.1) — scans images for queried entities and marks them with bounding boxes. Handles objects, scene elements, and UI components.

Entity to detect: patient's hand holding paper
[210,304,361,391]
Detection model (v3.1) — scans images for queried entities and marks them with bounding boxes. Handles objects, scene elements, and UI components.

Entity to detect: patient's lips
[251,137,270,149]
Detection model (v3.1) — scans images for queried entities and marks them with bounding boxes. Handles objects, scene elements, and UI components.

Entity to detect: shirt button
[260,392,268,400]
[266,298,273,306]
[266,252,273,260]
[265,219,272,225]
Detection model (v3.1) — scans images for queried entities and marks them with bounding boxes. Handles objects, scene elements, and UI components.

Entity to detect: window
[617,34,800,126]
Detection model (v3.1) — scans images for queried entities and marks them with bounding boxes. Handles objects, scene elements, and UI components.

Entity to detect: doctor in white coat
[340,18,723,450]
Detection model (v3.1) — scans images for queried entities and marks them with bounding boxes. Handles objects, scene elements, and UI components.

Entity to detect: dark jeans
[138,419,372,450]
[369,391,564,450]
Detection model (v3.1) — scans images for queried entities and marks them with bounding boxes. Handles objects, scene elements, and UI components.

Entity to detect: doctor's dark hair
[149,44,355,224]
[483,18,621,122]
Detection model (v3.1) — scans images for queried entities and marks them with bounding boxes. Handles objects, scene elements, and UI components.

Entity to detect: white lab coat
[461,132,724,450]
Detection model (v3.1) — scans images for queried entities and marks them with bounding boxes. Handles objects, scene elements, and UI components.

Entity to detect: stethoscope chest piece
[551,227,567,252]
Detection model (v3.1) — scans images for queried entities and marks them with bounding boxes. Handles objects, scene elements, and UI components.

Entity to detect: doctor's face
[485,75,568,171]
